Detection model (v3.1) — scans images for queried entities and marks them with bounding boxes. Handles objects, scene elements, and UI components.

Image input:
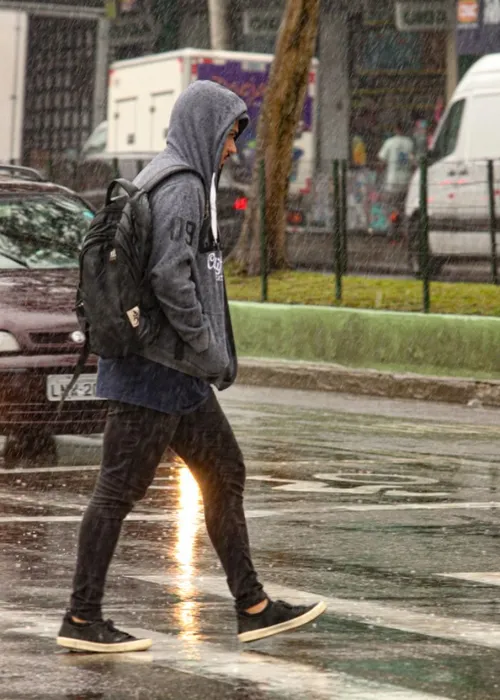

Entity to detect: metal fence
[287,160,399,235]
[257,156,500,311]
[410,156,500,312]
[22,151,500,313]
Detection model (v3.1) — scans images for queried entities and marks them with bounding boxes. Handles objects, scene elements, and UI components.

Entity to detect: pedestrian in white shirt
[378,122,414,194]
[378,122,414,240]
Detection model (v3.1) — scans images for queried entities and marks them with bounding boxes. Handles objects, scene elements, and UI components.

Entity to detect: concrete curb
[229,301,500,377]
[236,358,500,407]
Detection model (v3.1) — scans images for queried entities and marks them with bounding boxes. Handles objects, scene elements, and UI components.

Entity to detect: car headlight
[0,331,21,353]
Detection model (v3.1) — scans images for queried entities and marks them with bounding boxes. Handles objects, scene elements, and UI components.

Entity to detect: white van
[405,53,500,273]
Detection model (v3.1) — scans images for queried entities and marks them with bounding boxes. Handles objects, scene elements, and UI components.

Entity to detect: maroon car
[0,166,107,465]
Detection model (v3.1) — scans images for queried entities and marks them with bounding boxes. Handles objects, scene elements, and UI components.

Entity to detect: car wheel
[4,431,58,468]
[407,214,446,279]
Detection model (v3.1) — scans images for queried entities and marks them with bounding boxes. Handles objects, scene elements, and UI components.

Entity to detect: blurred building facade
[326,0,451,169]
[3,0,458,173]
[457,0,500,78]
[1,0,108,168]
[108,0,453,170]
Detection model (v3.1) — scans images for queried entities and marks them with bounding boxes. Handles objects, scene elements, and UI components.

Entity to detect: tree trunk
[231,0,320,274]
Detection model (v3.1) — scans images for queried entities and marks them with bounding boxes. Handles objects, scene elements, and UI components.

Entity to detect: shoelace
[103,618,135,640]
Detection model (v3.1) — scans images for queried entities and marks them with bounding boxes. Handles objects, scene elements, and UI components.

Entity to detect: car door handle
[448,166,468,176]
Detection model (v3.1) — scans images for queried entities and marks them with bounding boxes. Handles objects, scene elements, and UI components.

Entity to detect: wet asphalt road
[2,385,500,700]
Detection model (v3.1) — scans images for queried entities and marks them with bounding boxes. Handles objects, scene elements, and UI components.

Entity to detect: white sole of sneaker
[56,636,153,653]
[238,600,327,643]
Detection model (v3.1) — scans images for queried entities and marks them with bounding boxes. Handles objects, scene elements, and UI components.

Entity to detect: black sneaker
[56,613,152,653]
[237,599,326,643]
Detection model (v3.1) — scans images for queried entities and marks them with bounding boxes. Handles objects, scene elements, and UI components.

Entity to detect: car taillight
[287,210,304,226]
[233,197,248,211]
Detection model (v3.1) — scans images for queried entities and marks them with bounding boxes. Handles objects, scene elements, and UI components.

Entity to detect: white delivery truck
[405,53,500,273]
[104,47,318,195]
[0,9,28,163]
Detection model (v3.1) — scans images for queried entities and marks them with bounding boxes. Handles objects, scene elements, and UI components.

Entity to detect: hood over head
[165,80,249,190]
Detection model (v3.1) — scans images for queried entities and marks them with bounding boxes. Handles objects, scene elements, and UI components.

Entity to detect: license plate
[47,374,98,402]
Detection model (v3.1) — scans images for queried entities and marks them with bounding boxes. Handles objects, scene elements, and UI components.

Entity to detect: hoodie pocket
[185,245,229,375]
[187,312,229,375]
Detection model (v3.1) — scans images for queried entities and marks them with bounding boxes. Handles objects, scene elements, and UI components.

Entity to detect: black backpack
[59,165,196,407]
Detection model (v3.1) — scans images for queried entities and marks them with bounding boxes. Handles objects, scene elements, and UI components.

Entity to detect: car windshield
[0,192,94,269]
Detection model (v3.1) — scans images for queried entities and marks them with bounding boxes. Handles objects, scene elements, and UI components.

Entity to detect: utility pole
[446,0,458,104]
[207,0,231,50]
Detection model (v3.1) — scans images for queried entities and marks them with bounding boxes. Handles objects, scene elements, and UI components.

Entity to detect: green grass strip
[226,269,500,317]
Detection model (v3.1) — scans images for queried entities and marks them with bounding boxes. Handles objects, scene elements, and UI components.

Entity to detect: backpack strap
[106,178,141,205]
[106,167,204,205]
[56,328,91,416]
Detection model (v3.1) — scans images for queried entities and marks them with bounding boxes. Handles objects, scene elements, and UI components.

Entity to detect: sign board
[362,0,394,25]
[395,2,452,30]
[457,0,479,25]
[243,10,281,36]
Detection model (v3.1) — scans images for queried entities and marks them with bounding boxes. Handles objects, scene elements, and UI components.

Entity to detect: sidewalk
[237,357,500,408]
[286,228,493,282]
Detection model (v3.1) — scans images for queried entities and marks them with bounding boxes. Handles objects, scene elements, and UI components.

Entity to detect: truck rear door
[110,97,138,151]
[149,90,176,150]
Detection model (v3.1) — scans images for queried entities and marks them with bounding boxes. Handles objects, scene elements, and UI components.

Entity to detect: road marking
[132,573,500,651]
[149,485,184,491]
[1,608,452,700]
[1,502,500,523]
[438,572,500,586]
[0,464,100,475]
[0,514,178,523]
[0,509,281,524]
[0,461,177,475]
[307,501,500,512]
[247,473,450,498]
[383,491,451,499]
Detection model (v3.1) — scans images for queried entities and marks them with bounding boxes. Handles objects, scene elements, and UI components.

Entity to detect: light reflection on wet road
[1,385,500,699]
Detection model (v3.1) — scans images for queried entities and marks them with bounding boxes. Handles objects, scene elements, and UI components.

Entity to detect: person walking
[378,121,414,197]
[56,81,326,653]
[378,120,414,240]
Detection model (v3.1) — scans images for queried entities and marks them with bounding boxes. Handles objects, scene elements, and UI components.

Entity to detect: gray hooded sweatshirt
[134,81,249,390]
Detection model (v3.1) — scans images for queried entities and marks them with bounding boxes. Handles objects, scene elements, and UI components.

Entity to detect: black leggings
[70,390,265,619]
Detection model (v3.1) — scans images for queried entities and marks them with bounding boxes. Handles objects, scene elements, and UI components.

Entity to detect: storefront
[457,0,500,79]
[348,3,448,169]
